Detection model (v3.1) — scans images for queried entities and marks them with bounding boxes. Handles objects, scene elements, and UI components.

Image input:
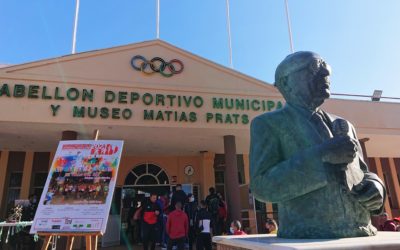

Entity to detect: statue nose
[320,66,330,76]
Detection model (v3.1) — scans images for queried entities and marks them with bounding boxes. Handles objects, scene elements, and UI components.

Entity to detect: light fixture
[372,90,383,101]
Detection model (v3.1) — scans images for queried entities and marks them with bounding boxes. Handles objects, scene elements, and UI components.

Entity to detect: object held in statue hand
[332,119,364,191]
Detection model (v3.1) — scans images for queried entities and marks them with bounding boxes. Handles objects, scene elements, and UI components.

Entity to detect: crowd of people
[126,185,279,250]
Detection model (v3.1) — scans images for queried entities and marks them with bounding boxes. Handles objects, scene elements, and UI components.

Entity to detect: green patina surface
[250,51,385,239]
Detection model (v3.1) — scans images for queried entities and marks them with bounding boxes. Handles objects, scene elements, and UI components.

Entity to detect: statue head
[275,51,332,110]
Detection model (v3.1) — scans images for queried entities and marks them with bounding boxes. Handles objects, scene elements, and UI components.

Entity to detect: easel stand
[39,232,101,250]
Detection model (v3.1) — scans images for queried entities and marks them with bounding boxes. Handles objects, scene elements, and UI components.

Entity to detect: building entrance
[120,163,171,245]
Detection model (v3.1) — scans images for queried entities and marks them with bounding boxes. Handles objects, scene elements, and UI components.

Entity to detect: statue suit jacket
[249,103,385,238]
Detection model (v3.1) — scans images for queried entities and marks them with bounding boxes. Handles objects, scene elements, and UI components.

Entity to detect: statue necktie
[310,112,332,140]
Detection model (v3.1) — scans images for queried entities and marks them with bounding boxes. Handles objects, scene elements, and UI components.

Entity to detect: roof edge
[0,39,278,93]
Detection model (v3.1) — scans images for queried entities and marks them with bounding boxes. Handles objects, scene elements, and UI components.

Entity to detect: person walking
[184,193,197,250]
[217,192,227,235]
[205,187,220,235]
[132,200,143,244]
[159,191,170,249]
[171,184,187,209]
[141,193,161,250]
[166,201,189,250]
[196,200,212,250]
[127,203,136,243]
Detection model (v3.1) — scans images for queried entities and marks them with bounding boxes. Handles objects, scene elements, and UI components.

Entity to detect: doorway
[120,163,171,246]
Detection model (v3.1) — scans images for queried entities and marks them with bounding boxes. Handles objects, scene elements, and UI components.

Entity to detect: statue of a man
[249,51,386,238]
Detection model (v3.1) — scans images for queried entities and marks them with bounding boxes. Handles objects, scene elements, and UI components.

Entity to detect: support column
[243,154,257,233]
[375,157,392,218]
[243,154,250,184]
[20,151,34,199]
[48,152,55,170]
[224,135,241,221]
[388,158,400,209]
[359,138,370,165]
[200,152,215,200]
[0,150,9,216]
[266,203,274,215]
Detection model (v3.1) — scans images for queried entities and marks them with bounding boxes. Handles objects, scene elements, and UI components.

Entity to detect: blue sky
[1,1,400,100]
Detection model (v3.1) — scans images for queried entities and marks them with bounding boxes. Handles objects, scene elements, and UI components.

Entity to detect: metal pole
[225,0,233,68]
[93,129,99,140]
[156,0,160,39]
[71,0,80,54]
[284,0,294,53]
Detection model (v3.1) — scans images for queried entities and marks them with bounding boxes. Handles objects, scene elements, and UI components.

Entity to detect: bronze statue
[250,51,386,238]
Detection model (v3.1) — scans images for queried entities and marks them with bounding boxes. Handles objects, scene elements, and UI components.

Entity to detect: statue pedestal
[212,232,400,250]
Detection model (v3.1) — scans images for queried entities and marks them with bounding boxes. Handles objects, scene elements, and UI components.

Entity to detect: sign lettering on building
[0,83,283,125]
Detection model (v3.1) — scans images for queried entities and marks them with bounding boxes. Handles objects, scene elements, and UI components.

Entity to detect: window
[31,172,48,197]
[5,152,25,214]
[383,173,393,208]
[237,155,245,185]
[213,154,246,188]
[214,170,225,199]
[215,171,225,184]
[30,152,50,197]
[255,199,266,211]
[136,175,158,185]
[192,185,200,202]
[6,172,23,214]
[395,168,400,188]
[381,158,398,209]
[272,203,279,220]
[124,163,169,186]
[394,158,400,187]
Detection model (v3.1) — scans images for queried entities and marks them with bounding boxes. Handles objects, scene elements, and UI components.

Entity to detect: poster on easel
[30,140,124,234]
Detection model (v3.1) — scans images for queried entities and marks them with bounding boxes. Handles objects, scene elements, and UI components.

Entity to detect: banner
[30,140,123,234]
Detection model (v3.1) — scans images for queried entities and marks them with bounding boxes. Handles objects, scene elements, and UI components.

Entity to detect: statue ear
[280,76,292,95]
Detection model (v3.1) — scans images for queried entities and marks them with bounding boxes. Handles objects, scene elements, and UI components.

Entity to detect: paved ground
[100,245,162,250]
[99,245,216,250]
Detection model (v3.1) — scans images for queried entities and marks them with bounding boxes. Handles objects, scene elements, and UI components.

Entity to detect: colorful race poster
[30,140,123,234]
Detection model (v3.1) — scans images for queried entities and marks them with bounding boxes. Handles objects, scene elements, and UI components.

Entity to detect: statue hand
[319,136,358,164]
[352,179,384,212]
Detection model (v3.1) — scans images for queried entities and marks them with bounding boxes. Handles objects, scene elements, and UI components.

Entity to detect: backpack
[218,202,227,219]
[208,196,220,215]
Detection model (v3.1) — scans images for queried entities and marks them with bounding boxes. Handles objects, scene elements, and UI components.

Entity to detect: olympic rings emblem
[131,55,184,77]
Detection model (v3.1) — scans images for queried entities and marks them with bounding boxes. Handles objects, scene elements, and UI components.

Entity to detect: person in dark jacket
[171,184,187,209]
[217,192,227,235]
[166,201,189,250]
[205,187,220,235]
[127,203,136,242]
[159,191,170,248]
[132,200,143,244]
[141,193,161,250]
[196,200,212,250]
[184,193,197,250]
